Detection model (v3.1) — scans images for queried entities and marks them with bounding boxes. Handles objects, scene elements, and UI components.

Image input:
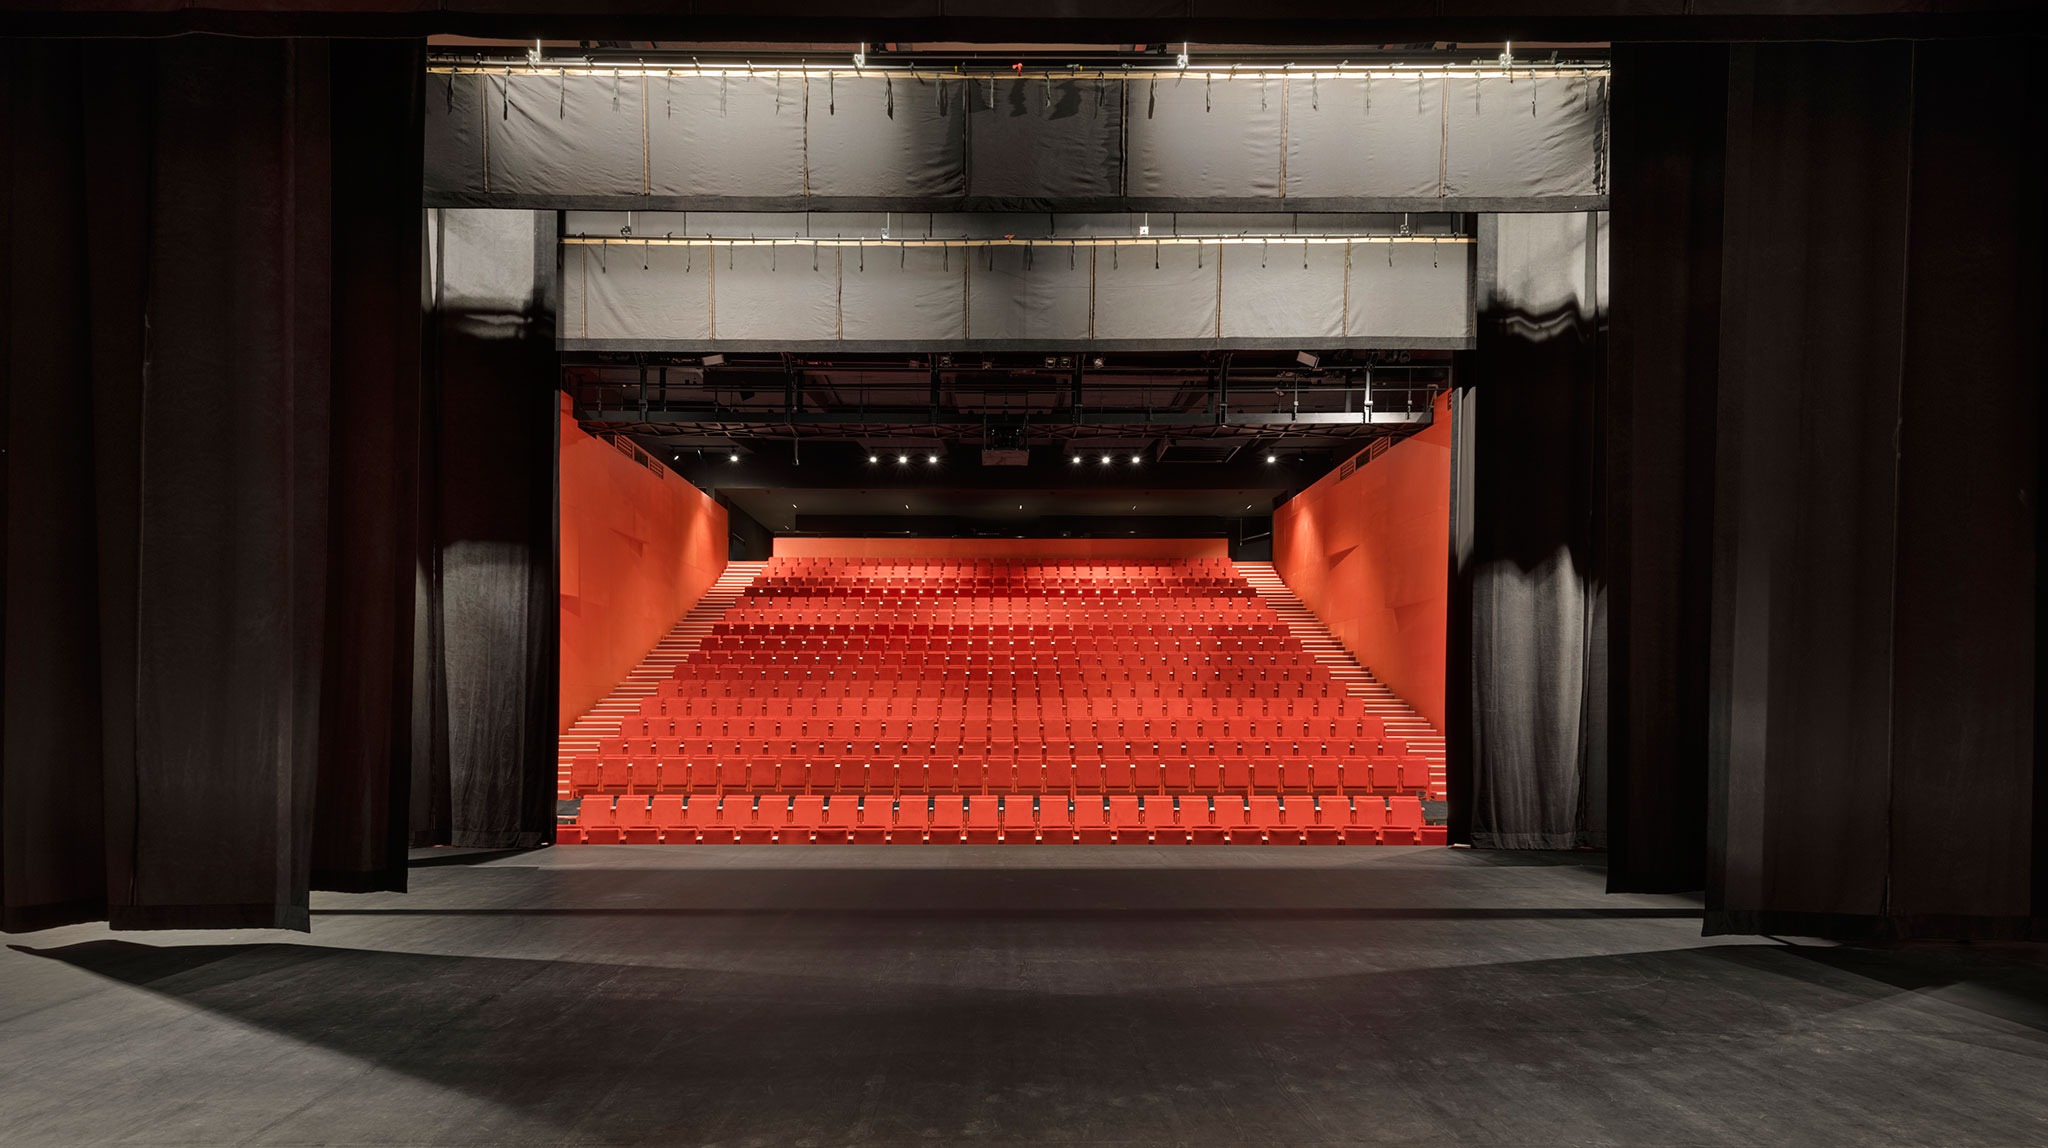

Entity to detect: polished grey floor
[4,846,2046,1147]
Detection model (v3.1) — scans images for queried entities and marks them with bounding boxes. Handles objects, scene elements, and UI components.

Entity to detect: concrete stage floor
[3,847,2045,1147]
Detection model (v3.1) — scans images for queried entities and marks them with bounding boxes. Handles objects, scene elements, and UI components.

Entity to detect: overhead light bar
[429,59,1606,82]
[563,234,1473,251]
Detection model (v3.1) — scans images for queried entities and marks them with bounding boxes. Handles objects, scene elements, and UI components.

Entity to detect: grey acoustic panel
[1284,74,1445,200]
[1444,75,1607,199]
[1219,241,1345,340]
[1346,239,1472,341]
[1128,72,1285,200]
[570,243,712,341]
[966,246,1094,341]
[709,245,840,340]
[839,244,967,341]
[1093,242,1219,341]
[433,208,546,312]
[649,73,807,198]
[965,76,1126,199]
[806,72,966,198]
[423,71,487,197]
[489,71,648,197]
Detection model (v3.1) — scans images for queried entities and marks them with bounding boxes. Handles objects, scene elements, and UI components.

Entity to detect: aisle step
[556,562,767,795]
[1234,561,1446,802]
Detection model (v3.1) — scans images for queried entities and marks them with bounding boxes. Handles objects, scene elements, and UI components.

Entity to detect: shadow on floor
[12,925,2048,1147]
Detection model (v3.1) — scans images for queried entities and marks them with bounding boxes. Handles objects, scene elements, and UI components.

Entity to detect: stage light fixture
[1266,453,1277,463]
[1130,454,1142,464]
[868,454,878,463]
[1070,456,1082,465]
[703,353,726,367]
[927,454,939,464]
[1295,351,1320,368]
[898,454,909,464]
[729,452,740,462]
[1100,455,1113,465]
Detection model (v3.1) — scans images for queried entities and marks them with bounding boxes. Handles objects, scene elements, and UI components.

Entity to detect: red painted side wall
[773,537,1230,560]
[559,412,727,733]
[1272,389,1452,733]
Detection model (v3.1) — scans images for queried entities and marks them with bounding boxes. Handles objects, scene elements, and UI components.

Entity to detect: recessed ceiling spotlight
[1101,455,1112,465]
[868,454,878,463]
[1266,454,1277,463]
[1130,453,1142,464]
[729,453,740,462]
[1070,456,1082,466]
[927,454,939,464]
[898,454,909,464]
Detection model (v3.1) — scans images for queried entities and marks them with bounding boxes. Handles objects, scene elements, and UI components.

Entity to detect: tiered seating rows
[564,557,1435,846]
[564,793,1442,845]
[570,755,1431,796]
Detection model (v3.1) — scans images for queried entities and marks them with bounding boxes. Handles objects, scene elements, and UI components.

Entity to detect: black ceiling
[585,347,1443,527]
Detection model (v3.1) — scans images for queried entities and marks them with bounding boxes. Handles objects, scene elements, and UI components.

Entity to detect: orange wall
[559,412,727,732]
[1273,390,1452,733]
[773,537,1230,560]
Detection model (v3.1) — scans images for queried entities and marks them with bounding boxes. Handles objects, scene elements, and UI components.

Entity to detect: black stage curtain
[1447,212,1608,850]
[0,36,479,931]
[1602,44,1725,893]
[1610,40,2042,939]
[410,209,560,851]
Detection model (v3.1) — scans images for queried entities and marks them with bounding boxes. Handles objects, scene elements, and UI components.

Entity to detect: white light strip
[429,62,1607,82]
[562,235,1475,249]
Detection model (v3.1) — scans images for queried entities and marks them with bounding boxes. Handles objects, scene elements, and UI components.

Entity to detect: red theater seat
[1245,795,1283,845]
[575,797,620,844]
[1143,797,1187,844]
[818,798,857,843]
[650,795,687,842]
[1038,796,1075,843]
[607,797,652,844]
[1384,795,1424,845]
[1075,798,1112,844]
[1213,798,1253,844]
[854,798,893,843]
[1001,798,1037,842]
[929,796,967,843]
[893,797,930,843]
[788,794,827,842]
[1108,795,1145,843]
[1347,797,1386,845]
[966,795,1002,843]
[744,796,786,843]
[1303,797,1343,844]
